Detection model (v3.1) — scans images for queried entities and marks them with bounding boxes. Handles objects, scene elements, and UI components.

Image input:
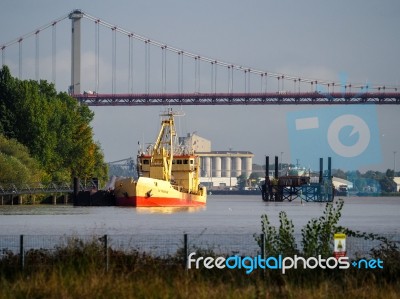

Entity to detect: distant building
[179,133,211,152]
[332,177,353,190]
[179,133,254,189]
[394,177,400,192]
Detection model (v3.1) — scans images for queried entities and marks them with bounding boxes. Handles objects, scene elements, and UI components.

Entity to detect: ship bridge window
[190,159,194,164]
[183,159,189,164]
[143,159,150,164]
[177,160,182,164]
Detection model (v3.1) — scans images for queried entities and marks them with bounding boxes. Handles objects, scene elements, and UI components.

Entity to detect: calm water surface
[0,196,399,235]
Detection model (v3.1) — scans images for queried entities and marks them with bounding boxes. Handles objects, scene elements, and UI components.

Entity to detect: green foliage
[248,172,261,187]
[236,174,247,190]
[0,66,108,183]
[0,134,47,183]
[301,199,344,257]
[255,211,298,256]
[256,199,345,257]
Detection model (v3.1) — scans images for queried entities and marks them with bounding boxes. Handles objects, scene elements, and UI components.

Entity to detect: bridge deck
[73,92,400,106]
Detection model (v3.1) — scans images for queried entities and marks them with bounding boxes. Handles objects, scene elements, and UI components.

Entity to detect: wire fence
[0,233,398,271]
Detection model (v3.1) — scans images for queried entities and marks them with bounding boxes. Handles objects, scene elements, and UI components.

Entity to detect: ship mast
[151,109,176,181]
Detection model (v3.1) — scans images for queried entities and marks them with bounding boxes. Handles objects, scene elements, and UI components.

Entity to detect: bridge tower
[69,9,83,94]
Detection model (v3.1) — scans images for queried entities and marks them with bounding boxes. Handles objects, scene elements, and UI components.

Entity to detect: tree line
[0,66,108,184]
[237,164,398,193]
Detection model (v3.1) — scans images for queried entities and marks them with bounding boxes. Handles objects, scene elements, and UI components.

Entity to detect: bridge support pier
[18,195,23,205]
[64,194,68,204]
[69,10,83,95]
[53,195,57,205]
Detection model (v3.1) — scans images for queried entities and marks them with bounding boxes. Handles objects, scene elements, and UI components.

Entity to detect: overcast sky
[1,0,400,172]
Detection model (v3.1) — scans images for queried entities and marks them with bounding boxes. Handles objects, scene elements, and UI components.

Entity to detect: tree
[386,169,395,178]
[0,66,108,183]
[0,134,47,183]
[236,174,247,190]
[248,172,261,188]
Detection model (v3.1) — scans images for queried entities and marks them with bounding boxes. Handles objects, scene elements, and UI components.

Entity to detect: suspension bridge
[1,9,399,106]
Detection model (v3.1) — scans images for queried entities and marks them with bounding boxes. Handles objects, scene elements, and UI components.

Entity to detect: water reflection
[135,206,206,214]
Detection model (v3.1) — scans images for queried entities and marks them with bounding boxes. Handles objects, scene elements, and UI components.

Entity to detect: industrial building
[179,133,254,189]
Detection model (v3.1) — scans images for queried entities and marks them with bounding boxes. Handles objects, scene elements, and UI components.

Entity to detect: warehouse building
[179,133,254,189]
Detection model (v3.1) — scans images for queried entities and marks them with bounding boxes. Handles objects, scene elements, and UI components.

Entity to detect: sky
[1,0,400,172]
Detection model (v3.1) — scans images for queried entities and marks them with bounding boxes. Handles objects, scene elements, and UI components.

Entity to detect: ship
[113,110,207,207]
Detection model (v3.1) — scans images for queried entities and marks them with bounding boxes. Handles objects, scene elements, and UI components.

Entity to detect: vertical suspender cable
[35,31,39,81]
[228,66,233,93]
[52,22,56,84]
[112,27,116,94]
[194,57,197,92]
[145,40,150,94]
[178,52,181,93]
[178,51,183,93]
[128,34,133,93]
[145,41,147,93]
[198,57,200,93]
[180,52,183,93]
[161,46,166,93]
[260,74,263,93]
[244,70,247,93]
[277,76,280,92]
[228,66,230,93]
[244,70,250,93]
[211,62,214,93]
[211,61,217,93]
[214,61,217,93]
[194,56,200,93]
[95,20,100,92]
[164,47,167,93]
[246,70,250,93]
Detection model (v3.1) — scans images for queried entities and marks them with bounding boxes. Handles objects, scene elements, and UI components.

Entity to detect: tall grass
[0,237,399,299]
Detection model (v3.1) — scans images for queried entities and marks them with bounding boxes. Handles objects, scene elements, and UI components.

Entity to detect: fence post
[20,235,24,271]
[104,234,109,272]
[184,233,188,269]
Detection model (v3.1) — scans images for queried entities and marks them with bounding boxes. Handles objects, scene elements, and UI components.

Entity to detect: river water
[0,196,399,236]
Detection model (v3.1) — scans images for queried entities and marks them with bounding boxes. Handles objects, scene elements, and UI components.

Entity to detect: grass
[0,238,399,299]
[0,266,399,299]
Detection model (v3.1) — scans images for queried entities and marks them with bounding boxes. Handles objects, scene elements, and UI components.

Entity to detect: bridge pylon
[69,9,83,95]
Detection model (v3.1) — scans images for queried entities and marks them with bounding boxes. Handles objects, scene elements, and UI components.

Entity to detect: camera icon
[287,105,381,170]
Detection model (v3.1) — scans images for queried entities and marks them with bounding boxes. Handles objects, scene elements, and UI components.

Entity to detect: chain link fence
[0,233,398,271]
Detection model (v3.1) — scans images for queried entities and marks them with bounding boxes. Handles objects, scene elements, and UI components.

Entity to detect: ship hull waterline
[114,177,207,207]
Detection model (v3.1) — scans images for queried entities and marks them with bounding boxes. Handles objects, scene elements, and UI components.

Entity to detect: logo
[187,252,384,274]
[286,105,381,170]
[327,114,370,158]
